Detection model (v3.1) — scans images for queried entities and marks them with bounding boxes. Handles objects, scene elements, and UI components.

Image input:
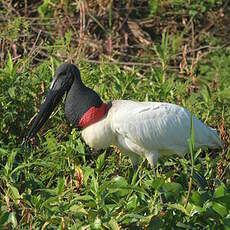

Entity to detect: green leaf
[176,222,193,229]
[190,191,203,207]
[45,132,58,153]
[41,196,59,209]
[108,218,119,230]
[5,150,17,174]
[192,169,207,189]
[9,185,21,203]
[127,194,138,210]
[96,151,106,172]
[70,205,88,215]
[71,195,94,202]
[212,201,228,217]
[0,211,10,226]
[162,182,183,200]
[213,195,230,209]
[147,215,163,230]
[6,51,13,77]
[93,216,101,229]
[214,184,226,198]
[119,213,146,223]
[151,178,165,190]
[65,30,72,46]
[91,176,99,194]
[38,0,52,17]
[168,203,190,216]
[162,182,183,192]
[190,191,210,208]
[76,138,86,163]
[224,215,230,230]
[8,87,16,98]
[110,176,128,187]
[83,166,94,186]
[107,176,129,197]
[9,212,17,228]
[57,177,65,195]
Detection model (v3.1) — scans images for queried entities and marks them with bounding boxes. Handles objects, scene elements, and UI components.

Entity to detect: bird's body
[82,100,222,167]
[26,63,222,194]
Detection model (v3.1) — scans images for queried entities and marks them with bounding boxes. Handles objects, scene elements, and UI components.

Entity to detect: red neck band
[78,102,111,128]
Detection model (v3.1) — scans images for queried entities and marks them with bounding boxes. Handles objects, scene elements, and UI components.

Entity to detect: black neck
[64,78,103,125]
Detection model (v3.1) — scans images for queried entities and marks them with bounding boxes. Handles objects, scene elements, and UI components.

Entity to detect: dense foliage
[0,0,230,229]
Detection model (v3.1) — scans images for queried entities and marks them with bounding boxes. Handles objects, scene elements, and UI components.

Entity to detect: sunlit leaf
[9,212,17,228]
[9,185,21,203]
[70,205,88,215]
[108,218,119,230]
[212,202,228,217]
[96,151,106,172]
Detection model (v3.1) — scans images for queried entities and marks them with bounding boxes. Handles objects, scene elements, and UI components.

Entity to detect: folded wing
[110,100,221,157]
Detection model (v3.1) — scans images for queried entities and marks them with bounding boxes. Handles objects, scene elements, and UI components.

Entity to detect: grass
[0,0,230,229]
[0,52,230,229]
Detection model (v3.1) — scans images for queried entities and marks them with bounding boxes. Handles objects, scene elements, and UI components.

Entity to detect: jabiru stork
[26,63,222,203]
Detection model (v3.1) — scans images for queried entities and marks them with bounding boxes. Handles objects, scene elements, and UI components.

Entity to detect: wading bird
[26,63,222,202]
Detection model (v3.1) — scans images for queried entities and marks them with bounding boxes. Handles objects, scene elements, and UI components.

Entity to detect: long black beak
[26,89,64,142]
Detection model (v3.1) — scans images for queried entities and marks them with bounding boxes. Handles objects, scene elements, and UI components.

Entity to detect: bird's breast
[81,109,115,150]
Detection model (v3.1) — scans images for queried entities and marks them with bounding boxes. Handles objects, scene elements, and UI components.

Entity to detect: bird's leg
[130,162,139,184]
[129,164,138,184]
[152,164,166,205]
[146,152,166,205]
[129,154,141,184]
[132,163,138,173]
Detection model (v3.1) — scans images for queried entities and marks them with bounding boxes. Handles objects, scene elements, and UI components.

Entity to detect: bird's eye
[58,73,66,78]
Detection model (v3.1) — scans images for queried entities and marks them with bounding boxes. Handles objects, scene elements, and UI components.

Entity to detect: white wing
[110,100,222,158]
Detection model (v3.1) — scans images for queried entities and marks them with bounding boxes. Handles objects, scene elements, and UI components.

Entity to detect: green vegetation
[0,0,230,229]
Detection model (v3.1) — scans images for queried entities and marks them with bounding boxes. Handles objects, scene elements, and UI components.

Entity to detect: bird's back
[109,100,222,157]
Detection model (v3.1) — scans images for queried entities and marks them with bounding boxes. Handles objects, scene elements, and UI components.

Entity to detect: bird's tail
[209,127,223,149]
[194,117,223,150]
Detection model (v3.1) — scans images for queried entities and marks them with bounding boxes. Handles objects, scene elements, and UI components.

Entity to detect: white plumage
[82,100,222,168]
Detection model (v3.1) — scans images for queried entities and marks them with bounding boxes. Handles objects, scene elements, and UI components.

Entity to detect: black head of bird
[26,63,104,142]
